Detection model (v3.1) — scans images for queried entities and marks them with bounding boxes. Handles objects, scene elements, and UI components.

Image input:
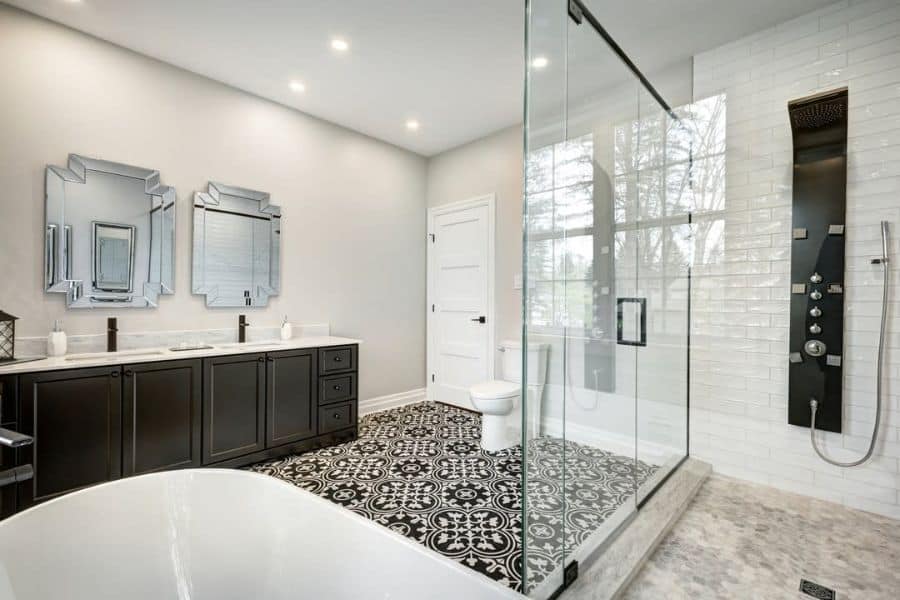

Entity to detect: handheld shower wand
[809,220,890,467]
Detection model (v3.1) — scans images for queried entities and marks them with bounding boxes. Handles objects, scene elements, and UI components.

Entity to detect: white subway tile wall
[691,0,900,519]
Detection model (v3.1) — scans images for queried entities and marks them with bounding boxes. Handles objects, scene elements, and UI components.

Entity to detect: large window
[525,94,727,333]
[525,134,596,330]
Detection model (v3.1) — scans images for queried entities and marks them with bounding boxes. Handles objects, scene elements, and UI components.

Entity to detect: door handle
[471,316,486,324]
[616,298,647,347]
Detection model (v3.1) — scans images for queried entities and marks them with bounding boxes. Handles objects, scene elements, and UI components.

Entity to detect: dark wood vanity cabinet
[202,354,267,464]
[0,343,358,517]
[266,349,317,448]
[18,367,123,510]
[123,359,202,476]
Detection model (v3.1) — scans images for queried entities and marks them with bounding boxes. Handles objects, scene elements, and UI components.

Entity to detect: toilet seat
[470,380,520,401]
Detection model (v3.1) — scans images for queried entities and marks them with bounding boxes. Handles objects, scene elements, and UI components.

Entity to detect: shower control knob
[810,290,822,300]
[809,306,822,317]
[804,340,827,357]
[810,272,823,283]
[809,323,822,335]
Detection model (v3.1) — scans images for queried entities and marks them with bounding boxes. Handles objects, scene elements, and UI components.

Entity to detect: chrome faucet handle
[0,427,33,448]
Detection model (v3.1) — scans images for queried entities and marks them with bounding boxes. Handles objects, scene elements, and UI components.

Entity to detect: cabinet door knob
[258,357,265,363]
[334,356,343,362]
[124,370,133,377]
[333,413,340,419]
[110,371,119,378]
[333,385,342,391]
[267,357,274,362]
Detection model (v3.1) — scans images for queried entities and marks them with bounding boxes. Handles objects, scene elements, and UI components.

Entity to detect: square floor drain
[800,579,836,600]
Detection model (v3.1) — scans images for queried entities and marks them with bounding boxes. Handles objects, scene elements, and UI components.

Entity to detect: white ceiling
[10,0,837,156]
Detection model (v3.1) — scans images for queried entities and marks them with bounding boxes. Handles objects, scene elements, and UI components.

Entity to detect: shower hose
[809,221,890,467]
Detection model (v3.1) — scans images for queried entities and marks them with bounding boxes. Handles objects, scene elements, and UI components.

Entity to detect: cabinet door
[267,349,317,448]
[123,359,201,476]
[18,367,122,509]
[202,354,265,464]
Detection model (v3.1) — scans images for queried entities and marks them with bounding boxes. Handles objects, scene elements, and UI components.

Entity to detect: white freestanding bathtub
[0,469,521,600]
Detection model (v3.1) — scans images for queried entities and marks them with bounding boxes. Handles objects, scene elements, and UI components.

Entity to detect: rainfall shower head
[789,98,846,130]
[788,87,848,152]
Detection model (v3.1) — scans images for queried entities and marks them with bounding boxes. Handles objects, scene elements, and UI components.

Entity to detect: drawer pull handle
[333,356,343,362]
[258,357,265,362]
[333,413,340,419]
[333,385,342,391]
[110,371,119,378]
[124,370,133,377]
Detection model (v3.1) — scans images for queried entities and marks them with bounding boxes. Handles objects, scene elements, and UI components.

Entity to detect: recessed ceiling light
[289,80,306,93]
[532,56,549,69]
[406,119,420,132]
[331,38,349,52]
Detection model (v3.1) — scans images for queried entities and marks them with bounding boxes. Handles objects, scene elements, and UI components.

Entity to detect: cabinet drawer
[319,373,356,405]
[319,345,357,374]
[318,402,356,434]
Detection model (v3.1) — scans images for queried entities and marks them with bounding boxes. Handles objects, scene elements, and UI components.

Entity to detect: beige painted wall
[425,125,524,373]
[0,5,427,399]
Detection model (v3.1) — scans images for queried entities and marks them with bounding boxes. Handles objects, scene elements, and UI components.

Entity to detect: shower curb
[562,458,711,600]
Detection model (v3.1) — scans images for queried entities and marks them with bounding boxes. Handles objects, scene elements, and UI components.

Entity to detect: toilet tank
[500,339,549,385]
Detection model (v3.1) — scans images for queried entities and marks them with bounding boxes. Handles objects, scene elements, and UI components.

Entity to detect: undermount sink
[223,341,285,348]
[65,350,165,362]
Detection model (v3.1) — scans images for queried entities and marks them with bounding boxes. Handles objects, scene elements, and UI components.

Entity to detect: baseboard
[358,388,427,416]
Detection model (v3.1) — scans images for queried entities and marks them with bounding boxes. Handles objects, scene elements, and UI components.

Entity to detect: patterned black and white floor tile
[248,402,657,592]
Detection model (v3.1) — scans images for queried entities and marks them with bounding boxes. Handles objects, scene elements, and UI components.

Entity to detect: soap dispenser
[280,316,292,341]
[48,320,67,357]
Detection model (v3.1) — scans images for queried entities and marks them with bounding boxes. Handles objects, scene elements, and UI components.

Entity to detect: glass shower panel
[525,1,693,595]
[560,7,643,573]
[634,89,691,504]
[522,0,569,597]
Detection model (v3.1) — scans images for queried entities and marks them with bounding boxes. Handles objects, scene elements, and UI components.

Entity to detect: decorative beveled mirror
[192,182,281,307]
[44,154,175,308]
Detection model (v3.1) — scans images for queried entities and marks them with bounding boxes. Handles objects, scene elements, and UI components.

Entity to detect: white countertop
[0,336,361,375]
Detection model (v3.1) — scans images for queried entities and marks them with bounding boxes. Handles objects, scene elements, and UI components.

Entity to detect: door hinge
[431,373,435,383]
[429,233,435,243]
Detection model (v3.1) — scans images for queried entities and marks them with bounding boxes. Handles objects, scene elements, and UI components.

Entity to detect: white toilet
[469,339,549,452]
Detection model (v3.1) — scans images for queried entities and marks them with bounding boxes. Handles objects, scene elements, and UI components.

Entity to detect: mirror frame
[192,181,281,307]
[44,154,176,308]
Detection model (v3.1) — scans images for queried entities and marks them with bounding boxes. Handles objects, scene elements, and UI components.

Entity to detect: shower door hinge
[568,0,584,25]
[549,561,580,599]
[564,561,579,588]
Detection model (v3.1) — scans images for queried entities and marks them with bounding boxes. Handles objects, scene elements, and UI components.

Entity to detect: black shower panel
[787,88,848,433]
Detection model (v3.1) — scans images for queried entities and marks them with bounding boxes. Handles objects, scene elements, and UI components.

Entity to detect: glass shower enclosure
[521,0,712,595]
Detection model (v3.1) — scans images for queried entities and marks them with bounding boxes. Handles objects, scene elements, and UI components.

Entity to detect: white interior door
[428,197,494,409]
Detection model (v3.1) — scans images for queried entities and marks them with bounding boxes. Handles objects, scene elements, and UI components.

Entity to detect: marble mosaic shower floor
[249,401,657,592]
[623,475,900,600]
